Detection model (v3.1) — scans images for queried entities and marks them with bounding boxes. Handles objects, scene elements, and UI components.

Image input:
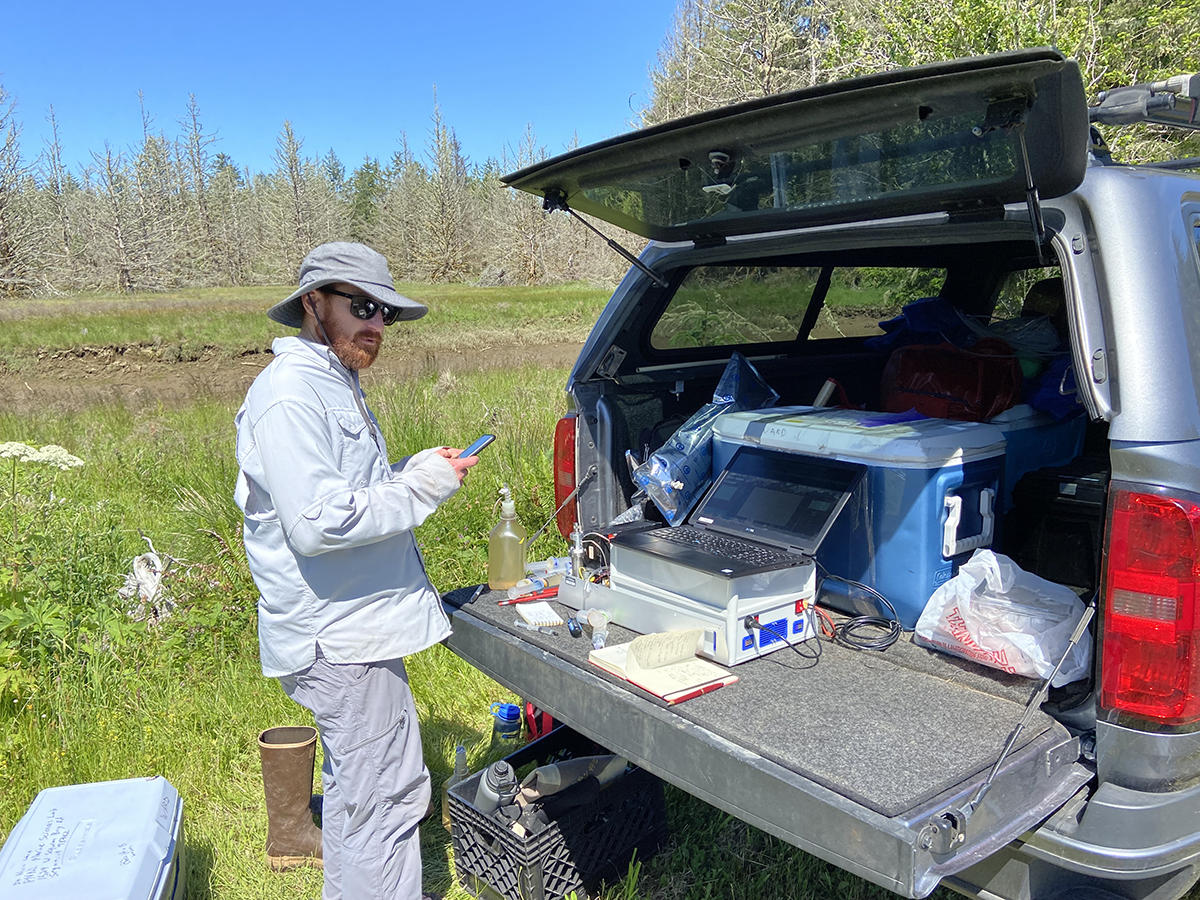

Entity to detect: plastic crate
[449,727,667,900]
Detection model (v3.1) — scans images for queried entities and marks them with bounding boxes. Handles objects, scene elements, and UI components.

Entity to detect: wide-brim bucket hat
[268,242,427,327]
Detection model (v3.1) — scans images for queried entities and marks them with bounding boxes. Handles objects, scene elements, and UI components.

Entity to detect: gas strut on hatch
[542,189,669,288]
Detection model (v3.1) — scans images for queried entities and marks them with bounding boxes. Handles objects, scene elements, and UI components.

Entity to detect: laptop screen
[691,446,865,553]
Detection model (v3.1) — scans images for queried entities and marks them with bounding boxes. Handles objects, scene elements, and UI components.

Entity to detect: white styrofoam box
[0,776,184,900]
[713,407,1007,627]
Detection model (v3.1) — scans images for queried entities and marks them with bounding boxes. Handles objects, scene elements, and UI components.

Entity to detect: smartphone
[457,434,495,458]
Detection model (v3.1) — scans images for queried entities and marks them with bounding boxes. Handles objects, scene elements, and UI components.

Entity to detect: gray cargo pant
[279,645,430,900]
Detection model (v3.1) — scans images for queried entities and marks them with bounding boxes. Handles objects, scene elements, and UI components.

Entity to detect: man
[235,241,476,900]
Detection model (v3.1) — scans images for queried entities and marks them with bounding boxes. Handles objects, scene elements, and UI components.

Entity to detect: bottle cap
[486,760,518,794]
[491,701,521,722]
[499,485,517,517]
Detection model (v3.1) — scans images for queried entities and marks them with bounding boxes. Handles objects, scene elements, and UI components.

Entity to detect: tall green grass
[0,364,584,899]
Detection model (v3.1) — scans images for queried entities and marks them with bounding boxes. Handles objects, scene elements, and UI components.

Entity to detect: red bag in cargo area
[880,338,1021,421]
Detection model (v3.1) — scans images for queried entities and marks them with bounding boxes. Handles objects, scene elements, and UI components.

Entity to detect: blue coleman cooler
[0,776,185,900]
[713,407,1006,628]
[988,404,1086,511]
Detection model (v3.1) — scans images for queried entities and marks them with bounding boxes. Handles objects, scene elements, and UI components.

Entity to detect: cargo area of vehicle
[445,585,1081,820]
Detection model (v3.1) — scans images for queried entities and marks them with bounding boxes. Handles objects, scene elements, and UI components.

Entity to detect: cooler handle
[943,488,995,558]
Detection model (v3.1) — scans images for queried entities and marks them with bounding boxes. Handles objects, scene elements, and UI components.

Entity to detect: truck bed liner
[446,587,1067,818]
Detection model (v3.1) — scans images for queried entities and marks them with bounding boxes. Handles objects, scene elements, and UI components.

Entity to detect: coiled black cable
[814,561,903,652]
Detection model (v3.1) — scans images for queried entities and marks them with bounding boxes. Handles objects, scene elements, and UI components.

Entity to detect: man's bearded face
[317,290,383,370]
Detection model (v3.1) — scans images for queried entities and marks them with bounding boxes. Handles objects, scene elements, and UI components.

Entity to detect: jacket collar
[271,335,354,377]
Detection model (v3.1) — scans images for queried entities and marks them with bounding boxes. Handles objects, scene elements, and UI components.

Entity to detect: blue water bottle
[489,702,522,750]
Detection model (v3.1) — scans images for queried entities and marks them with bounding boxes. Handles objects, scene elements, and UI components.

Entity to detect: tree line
[0,90,633,297]
[1,0,1197,298]
[643,0,1200,158]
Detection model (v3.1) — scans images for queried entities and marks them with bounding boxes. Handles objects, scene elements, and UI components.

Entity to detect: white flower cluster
[0,442,85,470]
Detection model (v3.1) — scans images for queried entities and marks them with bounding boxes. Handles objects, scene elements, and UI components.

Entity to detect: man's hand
[438,447,479,483]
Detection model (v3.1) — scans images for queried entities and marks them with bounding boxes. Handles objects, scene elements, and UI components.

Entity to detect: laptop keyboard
[650,526,797,567]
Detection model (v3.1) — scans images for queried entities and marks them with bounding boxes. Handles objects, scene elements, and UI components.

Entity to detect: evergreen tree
[348,156,384,243]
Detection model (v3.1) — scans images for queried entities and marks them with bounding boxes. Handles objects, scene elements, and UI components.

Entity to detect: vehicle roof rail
[1090,74,1200,130]
[1134,157,1200,172]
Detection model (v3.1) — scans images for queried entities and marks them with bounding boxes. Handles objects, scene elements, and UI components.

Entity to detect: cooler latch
[943,488,995,557]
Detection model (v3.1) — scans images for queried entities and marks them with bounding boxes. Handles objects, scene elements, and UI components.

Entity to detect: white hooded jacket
[235,336,459,677]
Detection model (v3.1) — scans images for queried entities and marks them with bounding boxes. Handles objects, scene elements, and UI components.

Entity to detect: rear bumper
[940,777,1200,899]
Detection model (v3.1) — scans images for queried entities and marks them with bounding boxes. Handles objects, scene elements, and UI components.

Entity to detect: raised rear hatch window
[505,48,1088,242]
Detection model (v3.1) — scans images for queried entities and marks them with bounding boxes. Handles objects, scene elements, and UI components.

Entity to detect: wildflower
[0,442,36,461]
[1,442,84,469]
[28,445,84,470]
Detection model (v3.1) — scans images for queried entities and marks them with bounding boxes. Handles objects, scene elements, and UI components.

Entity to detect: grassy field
[0,285,955,900]
[0,283,612,366]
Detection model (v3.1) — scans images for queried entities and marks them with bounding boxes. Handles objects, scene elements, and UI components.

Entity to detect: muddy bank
[0,342,585,415]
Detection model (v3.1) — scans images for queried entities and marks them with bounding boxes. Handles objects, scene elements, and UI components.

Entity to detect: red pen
[496,587,559,605]
[667,679,734,705]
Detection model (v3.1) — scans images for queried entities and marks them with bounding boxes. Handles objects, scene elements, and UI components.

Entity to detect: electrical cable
[813,560,903,652]
[743,614,821,668]
[581,531,611,570]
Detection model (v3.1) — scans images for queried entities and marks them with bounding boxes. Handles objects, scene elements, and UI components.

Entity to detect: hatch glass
[505,49,1087,242]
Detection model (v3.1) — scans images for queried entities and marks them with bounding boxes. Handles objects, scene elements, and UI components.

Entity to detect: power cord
[813,561,903,652]
[581,532,611,570]
[743,614,821,667]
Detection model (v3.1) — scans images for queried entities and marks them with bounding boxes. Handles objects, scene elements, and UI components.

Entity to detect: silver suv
[447,48,1200,900]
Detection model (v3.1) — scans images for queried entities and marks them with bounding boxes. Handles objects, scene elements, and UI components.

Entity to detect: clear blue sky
[3,1,678,177]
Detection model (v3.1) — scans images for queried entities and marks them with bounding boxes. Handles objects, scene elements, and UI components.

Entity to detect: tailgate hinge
[918,603,1095,857]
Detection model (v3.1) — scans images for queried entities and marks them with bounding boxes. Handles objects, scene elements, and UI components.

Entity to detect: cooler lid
[0,776,182,900]
[714,407,1007,468]
[988,403,1054,431]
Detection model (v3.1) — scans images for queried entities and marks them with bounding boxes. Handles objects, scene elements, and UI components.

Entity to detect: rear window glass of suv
[582,108,1022,237]
[649,265,944,350]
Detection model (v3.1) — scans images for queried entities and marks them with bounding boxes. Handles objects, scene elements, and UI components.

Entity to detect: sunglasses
[325,288,402,326]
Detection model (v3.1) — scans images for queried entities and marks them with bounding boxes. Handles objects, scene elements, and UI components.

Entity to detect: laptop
[609,446,865,608]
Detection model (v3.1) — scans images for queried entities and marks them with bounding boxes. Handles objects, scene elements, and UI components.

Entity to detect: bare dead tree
[372,134,426,280]
[272,120,315,265]
[0,86,39,296]
[643,0,838,126]
[38,106,75,278]
[90,143,136,292]
[126,95,182,291]
[179,94,219,280]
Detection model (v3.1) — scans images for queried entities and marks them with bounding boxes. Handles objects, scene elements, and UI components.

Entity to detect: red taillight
[553,415,578,539]
[1101,489,1200,724]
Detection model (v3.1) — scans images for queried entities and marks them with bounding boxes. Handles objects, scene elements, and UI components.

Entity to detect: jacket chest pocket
[333,411,381,487]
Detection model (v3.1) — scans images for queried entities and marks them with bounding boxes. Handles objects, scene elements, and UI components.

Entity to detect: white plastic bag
[914,549,1091,686]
